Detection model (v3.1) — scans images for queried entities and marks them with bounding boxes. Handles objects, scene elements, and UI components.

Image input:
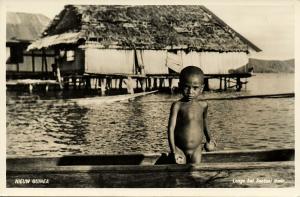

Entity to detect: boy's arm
[203,102,213,143]
[168,102,179,153]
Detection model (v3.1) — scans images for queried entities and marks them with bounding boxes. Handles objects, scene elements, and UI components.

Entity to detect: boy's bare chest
[178,103,204,120]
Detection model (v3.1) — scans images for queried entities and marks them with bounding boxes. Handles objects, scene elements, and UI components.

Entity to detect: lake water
[6,73,294,156]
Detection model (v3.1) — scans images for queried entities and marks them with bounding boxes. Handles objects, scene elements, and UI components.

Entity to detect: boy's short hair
[179,66,204,84]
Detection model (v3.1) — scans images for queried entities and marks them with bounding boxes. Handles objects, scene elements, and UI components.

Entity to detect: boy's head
[179,66,204,100]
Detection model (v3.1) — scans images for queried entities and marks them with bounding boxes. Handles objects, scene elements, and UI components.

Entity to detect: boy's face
[179,75,204,101]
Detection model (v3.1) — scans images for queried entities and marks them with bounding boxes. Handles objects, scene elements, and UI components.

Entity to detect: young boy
[168,66,215,164]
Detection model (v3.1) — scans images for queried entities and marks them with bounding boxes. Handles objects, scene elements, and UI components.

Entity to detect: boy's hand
[204,140,217,152]
[171,148,186,164]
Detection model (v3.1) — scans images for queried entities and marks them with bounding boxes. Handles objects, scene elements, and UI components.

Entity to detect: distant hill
[247,58,294,73]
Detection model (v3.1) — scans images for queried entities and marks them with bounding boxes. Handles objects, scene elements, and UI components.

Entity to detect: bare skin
[168,71,213,164]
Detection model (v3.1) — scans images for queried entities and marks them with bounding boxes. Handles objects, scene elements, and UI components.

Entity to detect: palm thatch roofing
[6,12,50,43]
[28,5,261,52]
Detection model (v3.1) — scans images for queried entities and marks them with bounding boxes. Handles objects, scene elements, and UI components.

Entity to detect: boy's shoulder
[171,100,181,108]
[198,100,208,109]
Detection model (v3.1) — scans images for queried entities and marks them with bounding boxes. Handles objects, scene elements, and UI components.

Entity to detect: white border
[1,0,299,196]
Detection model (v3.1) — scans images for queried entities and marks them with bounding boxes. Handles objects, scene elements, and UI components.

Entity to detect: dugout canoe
[6,148,294,188]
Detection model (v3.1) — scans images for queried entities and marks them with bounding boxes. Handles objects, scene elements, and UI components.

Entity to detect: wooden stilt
[85,77,91,89]
[114,79,118,89]
[169,78,175,94]
[224,77,227,91]
[159,78,164,89]
[153,78,158,89]
[43,50,48,74]
[29,84,33,93]
[141,78,146,92]
[119,78,123,90]
[98,78,101,90]
[64,76,69,90]
[204,77,210,91]
[236,77,242,91]
[147,78,152,90]
[31,51,35,73]
[219,76,222,91]
[56,65,63,90]
[124,77,134,94]
[72,77,76,89]
[93,78,98,89]
[100,78,107,95]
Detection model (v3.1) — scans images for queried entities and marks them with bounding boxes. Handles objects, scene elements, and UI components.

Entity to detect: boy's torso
[174,100,205,150]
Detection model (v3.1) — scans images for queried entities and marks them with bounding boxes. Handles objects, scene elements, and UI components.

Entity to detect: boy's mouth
[186,95,195,100]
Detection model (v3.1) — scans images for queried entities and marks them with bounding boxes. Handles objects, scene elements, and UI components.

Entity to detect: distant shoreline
[247,58,294,73]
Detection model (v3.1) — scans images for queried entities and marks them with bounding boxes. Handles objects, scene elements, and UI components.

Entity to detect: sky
[4,0,296,60]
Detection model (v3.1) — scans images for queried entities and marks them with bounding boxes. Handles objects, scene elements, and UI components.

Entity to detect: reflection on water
[6,74,294,156]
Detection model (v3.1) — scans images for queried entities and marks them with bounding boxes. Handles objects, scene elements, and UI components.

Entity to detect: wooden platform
[6,72,252,93]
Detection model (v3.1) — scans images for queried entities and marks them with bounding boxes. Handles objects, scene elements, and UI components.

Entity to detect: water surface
[6,73,294,156]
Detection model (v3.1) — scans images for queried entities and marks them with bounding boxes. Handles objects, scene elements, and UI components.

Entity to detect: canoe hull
[7,148,294,188]
[7,163,294,188]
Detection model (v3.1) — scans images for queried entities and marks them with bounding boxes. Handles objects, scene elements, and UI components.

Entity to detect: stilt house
[28,5,261,77]
[6,12,55,79]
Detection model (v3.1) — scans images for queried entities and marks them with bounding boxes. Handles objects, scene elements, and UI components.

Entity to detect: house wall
[85,48,134,74]
[166,51,249,74]
[84,48,248,75]
[136,50,169,74]
[60,48,85,73]
[6,45,55,72]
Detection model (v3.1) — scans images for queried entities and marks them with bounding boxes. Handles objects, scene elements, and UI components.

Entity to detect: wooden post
[119,78,123,90]
[16,63,19,72]
[219,76,223,91]
[95,78,99,89]
[45,84,49,92]
[72,77,77,89]
[43,50,48,74]
[159,78,164,89]
[236,77,242,91]
[64,76,69,90]
[100,78,107,95]
[224,77,227,91]
[114,79,118,89]
[85,77,91,89]
[153,78,158,89]
[169,78,176,94]
[147,78,152,90]
[31,51,35,72]
[54,49,63,90]
[56,65,63,90]
[204,77,209,91]
[141,78,146,92]
[124,76,134,94]
[29,84,33,93]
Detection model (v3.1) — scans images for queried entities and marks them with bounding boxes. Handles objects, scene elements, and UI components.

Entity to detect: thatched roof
[6,12,50,43]
[28,5,261,52]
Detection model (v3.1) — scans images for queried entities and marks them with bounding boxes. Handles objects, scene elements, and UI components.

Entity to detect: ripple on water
[7,91,294,156]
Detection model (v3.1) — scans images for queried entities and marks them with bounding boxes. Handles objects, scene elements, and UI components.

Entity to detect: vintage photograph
[3,0,295,191]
